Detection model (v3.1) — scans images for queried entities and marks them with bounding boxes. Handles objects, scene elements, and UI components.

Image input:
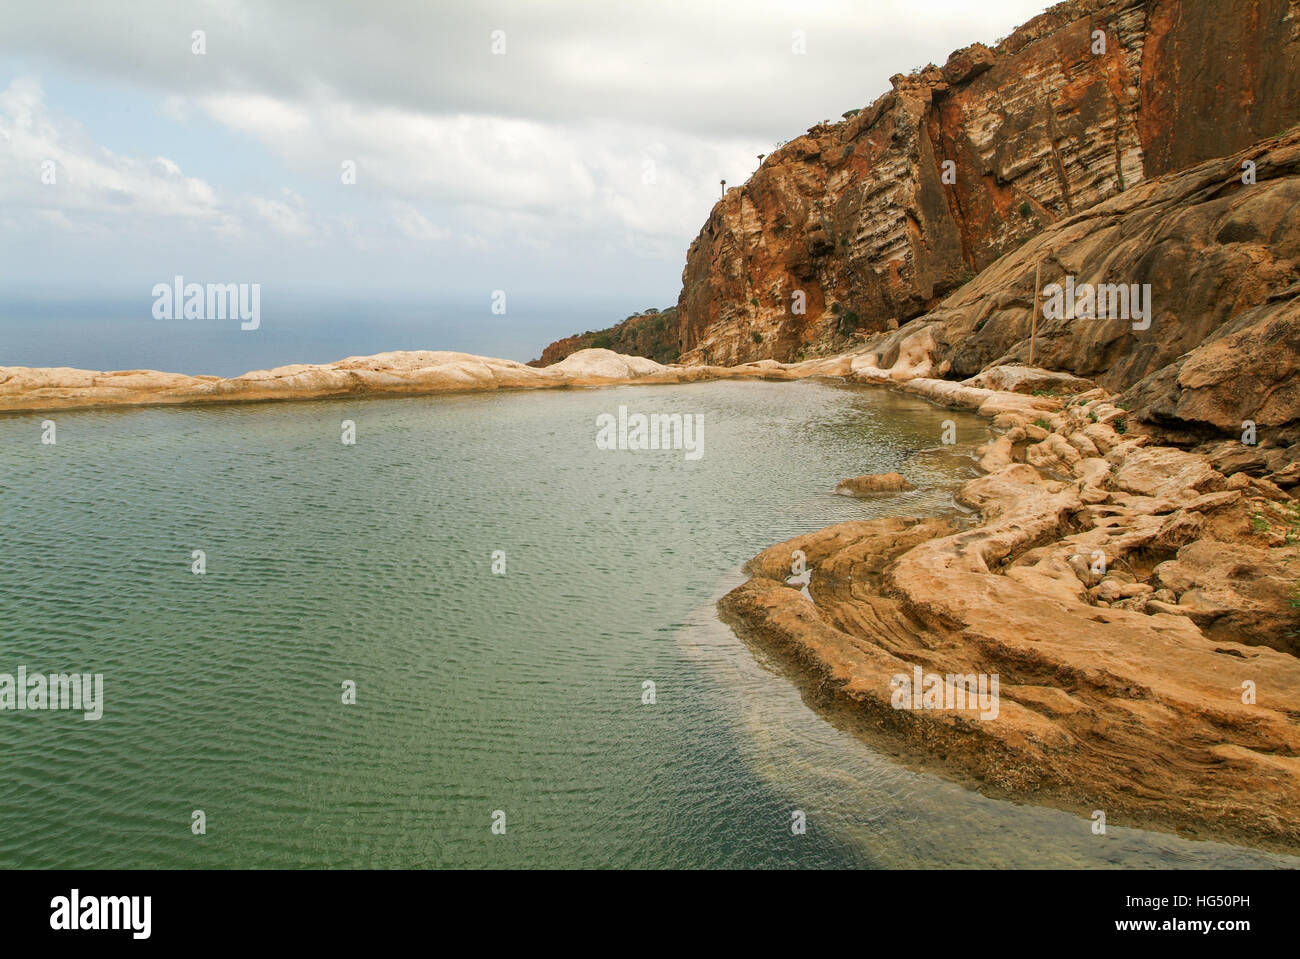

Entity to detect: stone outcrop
[721,383,1300,852]
[0,349,864,413]
[535,1,1300,468]
[650,0,1300,367]
[532,0,1300,495]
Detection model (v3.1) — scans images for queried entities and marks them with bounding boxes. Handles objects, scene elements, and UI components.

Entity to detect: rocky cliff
[847,128,1300,464]
[672,0,1300,366]
[529,307,680,367]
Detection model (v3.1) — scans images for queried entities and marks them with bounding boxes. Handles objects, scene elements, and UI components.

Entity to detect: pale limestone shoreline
[0,342,1064,422]
[0,348,862,415]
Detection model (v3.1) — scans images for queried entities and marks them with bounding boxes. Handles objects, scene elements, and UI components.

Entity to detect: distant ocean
[0,293,652,378]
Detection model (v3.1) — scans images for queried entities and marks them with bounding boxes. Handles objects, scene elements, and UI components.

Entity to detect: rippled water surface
[1,380,1294,868]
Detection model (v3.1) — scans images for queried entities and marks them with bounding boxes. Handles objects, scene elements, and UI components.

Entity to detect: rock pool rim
[8,346,1298,856]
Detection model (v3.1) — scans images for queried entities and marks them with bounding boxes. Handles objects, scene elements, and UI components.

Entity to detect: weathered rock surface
[0,349,859,413]
[1154,540,1300,653]
[722,386,1300,852]
[834,128,1300,489]
[0,350,642,412]
[962,365,1097,396]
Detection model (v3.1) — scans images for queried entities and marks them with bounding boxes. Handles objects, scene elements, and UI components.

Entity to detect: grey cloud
[2,0,1049,139]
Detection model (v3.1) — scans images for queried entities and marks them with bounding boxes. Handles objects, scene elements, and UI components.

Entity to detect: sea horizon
[0,291,667,377]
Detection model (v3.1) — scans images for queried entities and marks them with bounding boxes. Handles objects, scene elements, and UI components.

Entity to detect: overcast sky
[0,0,1049,308]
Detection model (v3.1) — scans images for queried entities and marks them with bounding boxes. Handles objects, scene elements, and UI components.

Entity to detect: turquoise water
[1,379,1295,868]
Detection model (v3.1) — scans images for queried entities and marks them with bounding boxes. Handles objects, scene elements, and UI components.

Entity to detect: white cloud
[193,89,766,246]
[0,0,1051,139]
[251,187,313,238]
[0,76,228,225]
[390,201,449,241]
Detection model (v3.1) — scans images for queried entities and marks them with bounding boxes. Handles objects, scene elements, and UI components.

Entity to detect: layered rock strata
[832,128,1300,490]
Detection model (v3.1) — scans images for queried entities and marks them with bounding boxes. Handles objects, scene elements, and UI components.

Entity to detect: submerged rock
[834,472,916,496]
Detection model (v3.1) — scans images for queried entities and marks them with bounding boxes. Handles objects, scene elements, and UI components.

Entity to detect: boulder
[834,472,916,496]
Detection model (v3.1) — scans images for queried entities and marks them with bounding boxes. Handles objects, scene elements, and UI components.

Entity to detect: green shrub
[750,331,763,344]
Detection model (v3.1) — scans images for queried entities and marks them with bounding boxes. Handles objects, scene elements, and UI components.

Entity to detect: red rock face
[675,0,1300,366]
[1139,0,1300,177]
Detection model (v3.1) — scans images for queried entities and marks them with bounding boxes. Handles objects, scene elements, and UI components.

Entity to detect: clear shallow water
[0,379,1295,869]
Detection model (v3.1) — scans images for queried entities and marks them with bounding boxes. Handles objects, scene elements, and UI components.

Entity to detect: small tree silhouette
[720,179,726,197]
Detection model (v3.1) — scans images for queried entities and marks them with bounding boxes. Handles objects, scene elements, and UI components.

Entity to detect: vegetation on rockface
[1249,500,1300,632]
[829,302,862,338]
[529,307,681,367]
